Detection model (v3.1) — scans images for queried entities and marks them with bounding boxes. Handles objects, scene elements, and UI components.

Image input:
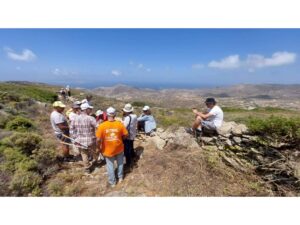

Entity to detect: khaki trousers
[79,143,98,168]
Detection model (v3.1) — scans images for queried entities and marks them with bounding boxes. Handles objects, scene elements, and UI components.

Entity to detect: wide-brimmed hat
[53,101,66,108]
[81,103,94,110]
[107,107,116,116]
[143,105,150,111]
[123,103,134,113]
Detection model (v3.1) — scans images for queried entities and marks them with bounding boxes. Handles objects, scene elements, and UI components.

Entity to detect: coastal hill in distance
[92,83,300,110]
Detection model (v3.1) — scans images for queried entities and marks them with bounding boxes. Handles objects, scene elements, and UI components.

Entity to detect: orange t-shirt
[96,120,128,157]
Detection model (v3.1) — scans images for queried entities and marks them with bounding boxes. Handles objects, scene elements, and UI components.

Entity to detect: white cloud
[208,55,240,69]
[16,66,21,71]
[52,68,72,76]
[146,68,151,72]
[137,63,144,69]
[4,47,36,62]
[246,51,296,68]
[111,70,122,76]
[129,60,134,65]
[207,51,297,71]
[192,63,204,69]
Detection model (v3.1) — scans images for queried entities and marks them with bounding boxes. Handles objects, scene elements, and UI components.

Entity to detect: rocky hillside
[1,81,299,196]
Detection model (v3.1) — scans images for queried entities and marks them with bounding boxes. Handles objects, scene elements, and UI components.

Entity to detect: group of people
[50,94,223,187]
[58,85,71,100]
[50,96,157,187]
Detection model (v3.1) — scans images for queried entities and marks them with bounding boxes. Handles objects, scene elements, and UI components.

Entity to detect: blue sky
[0,29,300,88]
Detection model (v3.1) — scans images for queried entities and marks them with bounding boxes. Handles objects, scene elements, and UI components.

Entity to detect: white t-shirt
[69,112,78,122]
[207,105,224,128]
[123,114,138,140]
[50,111,68,135]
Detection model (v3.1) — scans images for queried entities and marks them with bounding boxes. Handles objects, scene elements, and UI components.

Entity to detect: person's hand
[192,108,198,114]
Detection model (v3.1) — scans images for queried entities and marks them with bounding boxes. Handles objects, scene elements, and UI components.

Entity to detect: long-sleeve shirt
[137,114,157,133]
[70,112,97,147]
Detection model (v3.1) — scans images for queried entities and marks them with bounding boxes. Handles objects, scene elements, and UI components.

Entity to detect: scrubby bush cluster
[247,116,300,145]
[0,133,58,196]
[5,116,35,132]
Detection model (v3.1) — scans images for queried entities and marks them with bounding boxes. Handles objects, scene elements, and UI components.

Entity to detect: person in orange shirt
[96,107,128,187]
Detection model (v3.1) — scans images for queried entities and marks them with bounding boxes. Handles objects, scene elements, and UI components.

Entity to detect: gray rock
[149,136,167,150]
[200,136,214,144]
[225,139,232,147]
[232,124,248,136]
[232,136,242,144]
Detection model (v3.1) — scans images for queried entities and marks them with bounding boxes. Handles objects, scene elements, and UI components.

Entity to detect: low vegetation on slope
[0,82,299,196]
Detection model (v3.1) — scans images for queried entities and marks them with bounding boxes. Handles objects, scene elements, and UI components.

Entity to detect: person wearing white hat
[137,105,157,135]
[122,103,138,169]
[95,109,108,127]
[70,103,98,172]
[96,107,128,187]
[50,101,73,161]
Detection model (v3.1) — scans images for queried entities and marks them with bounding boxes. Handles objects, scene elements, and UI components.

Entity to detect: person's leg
[116,152,124,180]
[80,148,90,168]
[90,143,98,163]
[123,139,131,167]
[137,121,145,132]
[105,156,116,185]
[130,140,136,158]
[192,116,203,131]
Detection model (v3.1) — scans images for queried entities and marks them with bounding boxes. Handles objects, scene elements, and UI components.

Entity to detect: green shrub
[132,101,149,107]
[9,170,42,196]
[32,140,59,177]
[5,116,35,132]
[0,147,28,172]
[1,132,42,155]
[247,116,300,144]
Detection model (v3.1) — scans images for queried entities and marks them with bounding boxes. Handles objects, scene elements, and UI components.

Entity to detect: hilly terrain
[0,81,299,196]
[93,84,300,110]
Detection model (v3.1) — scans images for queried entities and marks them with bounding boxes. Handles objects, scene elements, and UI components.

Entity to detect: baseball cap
[205,98,216,104]
[72,103,81,109]
[143,105,150,111]
[81,103,94,110]
[95,110,104,116]
[106,107,116,116]
[53,101,66,108]
[123,103,134,113]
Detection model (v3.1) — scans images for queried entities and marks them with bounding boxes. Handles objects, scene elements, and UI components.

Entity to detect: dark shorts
[55,132,71,143]
[201,121,217,131]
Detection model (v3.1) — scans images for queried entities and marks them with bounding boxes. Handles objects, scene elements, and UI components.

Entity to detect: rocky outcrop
[145,121,299,195]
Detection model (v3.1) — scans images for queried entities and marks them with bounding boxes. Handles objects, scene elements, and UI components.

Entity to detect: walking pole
[61,133,89,149]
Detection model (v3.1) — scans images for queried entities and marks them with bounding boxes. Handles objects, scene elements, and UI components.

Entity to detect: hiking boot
[118,178,124,184]
[185,127,194,135]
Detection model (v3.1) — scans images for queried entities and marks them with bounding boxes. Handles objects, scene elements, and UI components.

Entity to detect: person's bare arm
[192,109,211,119]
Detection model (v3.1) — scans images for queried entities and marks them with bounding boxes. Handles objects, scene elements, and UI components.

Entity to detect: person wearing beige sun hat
[50,101,73,161]
[122,103,138,170]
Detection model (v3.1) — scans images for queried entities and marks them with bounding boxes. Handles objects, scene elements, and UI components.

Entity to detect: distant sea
[50,81,222,90]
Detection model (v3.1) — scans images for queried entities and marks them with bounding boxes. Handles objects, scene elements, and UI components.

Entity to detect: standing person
[81,95,93,105]
[122,103,137,170]
[96,107,128,187]
[70,103,98,172]
[66,85,71,97]
[67,101,81,122]
[186,98,224,135]
[50,101,72,161]
[137,105,157,135]
[60,88,66,101]
[95,109,108,127]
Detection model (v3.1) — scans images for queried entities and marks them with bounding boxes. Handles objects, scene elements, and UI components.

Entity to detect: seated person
[137,105,157,135]
[186,98,223,135]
